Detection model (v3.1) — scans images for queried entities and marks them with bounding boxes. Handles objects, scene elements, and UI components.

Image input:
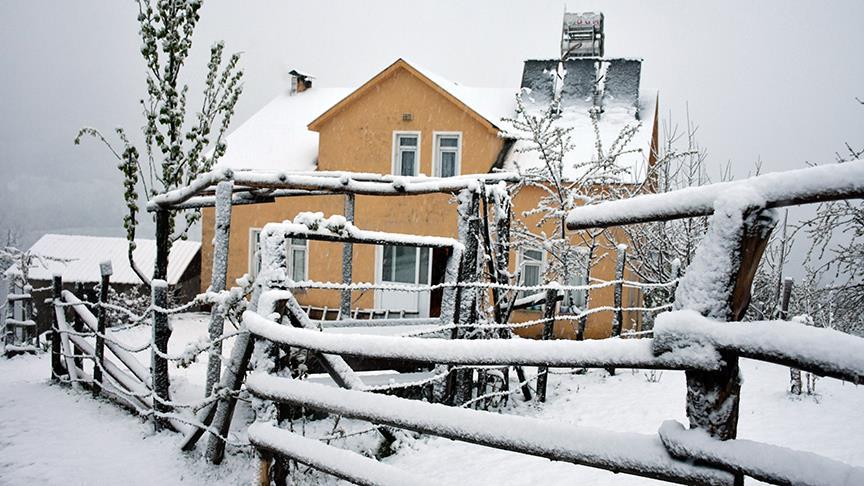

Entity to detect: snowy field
[1,313,862,485]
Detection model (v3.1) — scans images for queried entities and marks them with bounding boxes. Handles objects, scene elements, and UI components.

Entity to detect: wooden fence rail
[240,163,864,486]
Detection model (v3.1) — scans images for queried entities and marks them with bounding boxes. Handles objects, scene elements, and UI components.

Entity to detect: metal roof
[6,234,200,286]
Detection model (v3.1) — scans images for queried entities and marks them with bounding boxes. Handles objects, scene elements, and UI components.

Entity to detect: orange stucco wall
[201,64,649,340]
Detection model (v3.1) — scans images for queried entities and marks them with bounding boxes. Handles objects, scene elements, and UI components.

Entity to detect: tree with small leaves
[75,0,243,285]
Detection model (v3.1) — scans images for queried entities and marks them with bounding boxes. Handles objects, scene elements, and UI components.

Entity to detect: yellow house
[201,57,659,340]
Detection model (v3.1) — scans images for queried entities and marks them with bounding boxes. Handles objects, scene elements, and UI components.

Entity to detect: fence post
[72,282,85,371]
[94,261,112,397]
[611,244,627,338]
[536,288,559,402]
[21,284,33,347]
[780,278,801,395]
[206,180,234,397]
[449,188,480,405]
[340,193,355,319]
[50,275,63,381]
[151,279,171,431]
[676,202,776,486]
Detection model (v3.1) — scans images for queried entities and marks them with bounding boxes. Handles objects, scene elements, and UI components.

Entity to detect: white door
[375,245,432,317]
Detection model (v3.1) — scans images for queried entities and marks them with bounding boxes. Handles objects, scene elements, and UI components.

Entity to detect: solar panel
[519,60,558,105]
[603,59,641,108]
[560,59,598,107]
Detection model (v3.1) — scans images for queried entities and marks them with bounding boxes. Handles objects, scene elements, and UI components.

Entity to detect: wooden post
[449,189,480,405]
[152,207,172,431]
[151,279,171,431]
[611,244,627,337]
[206,181,234,397]
[50,275,63,381]
[678,203,776,486]
[154,209,170,281]
[780,278,802,395]
[340,193,355,318]
[94,261,112,397]
[72,282,85,371]
[536,288,559,402]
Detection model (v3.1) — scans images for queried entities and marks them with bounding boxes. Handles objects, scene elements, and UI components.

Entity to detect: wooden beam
[566,161,864,230]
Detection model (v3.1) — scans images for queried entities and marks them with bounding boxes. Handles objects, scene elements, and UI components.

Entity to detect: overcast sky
[1,0,862,247]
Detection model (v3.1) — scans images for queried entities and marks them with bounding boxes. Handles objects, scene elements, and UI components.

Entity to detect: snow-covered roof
[500,90,658,184]
[215,88,351,173]
[6,234,200,286]
[215,58,655,181]
[401,58,517,129]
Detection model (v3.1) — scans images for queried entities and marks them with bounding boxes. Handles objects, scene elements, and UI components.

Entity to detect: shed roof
[6,234,200,286]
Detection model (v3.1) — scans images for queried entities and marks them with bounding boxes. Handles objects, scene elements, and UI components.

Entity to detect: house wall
[201,64,654,340]
[203,64,507,311]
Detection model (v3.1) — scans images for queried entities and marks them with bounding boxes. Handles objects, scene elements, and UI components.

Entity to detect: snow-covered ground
[1,312,862,485]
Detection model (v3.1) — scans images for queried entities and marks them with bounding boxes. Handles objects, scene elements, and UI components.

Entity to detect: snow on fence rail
[658,421,864,486]
[147,168,521,210]
[566,160,864,229]
[247,375,735,486]
[47,270,253,441]
[654,310,864,384]
[249,423,437,486]
[236,162,864,486]
[244,311,719,370]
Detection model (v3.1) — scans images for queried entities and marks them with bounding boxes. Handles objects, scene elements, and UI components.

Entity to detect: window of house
[393,132,420,176]
[518,248,545,305]
[287,238,308,282]
[249,228,262,278]
[434,133,461,177]
[249,229,308,281]
[562,255,589,310]
[381,245,430,285]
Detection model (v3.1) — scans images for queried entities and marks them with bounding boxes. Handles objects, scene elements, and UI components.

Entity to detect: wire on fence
[274,278,679,294]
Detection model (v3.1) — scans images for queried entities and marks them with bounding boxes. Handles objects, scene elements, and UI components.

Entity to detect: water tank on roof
[561,12,604,59]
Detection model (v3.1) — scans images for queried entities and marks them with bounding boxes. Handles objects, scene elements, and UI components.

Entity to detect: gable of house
[310,59,514,176]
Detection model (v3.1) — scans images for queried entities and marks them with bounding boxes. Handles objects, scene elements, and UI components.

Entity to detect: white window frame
[249,228,262,278]
[286,237,309,282]
[376,244,431,285]
[433,131,462,177]
[392,131,421,176]
[249,227,309,282]
[517,248,546,307]
[562,248,590,310]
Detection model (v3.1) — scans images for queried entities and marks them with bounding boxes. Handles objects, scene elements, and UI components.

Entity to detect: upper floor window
[434,133,461,177]
[393,132,420,176]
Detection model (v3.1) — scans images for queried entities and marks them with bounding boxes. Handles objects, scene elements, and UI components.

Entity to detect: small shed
[4,234,201,333]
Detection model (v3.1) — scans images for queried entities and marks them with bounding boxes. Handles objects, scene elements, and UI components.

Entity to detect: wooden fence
[241,161,864,486]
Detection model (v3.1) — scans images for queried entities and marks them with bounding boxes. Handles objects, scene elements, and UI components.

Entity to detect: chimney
[288,69,314,95]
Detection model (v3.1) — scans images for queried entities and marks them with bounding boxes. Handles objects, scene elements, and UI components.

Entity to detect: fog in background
[1,1,862,258]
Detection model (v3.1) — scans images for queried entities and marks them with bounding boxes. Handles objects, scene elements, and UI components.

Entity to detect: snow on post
[151,279,171,431]
[205,180,234,397]
[340,193,355,318]
[671,188,778,446]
